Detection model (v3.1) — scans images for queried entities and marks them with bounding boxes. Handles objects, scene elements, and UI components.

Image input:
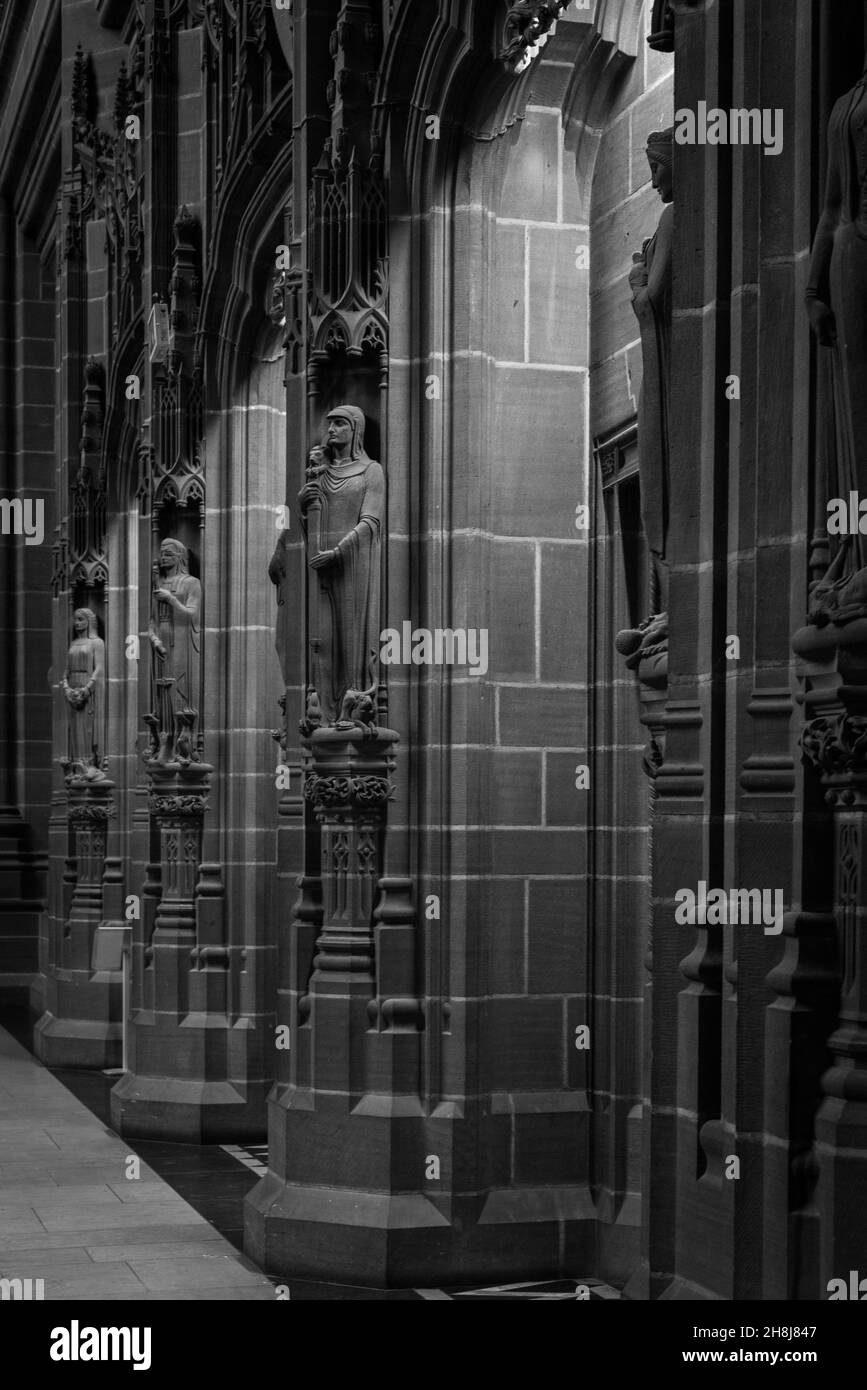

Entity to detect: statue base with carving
[110,757,266,1142]
[34,778,124,1071]
[793,591,867,1293]
[244,722,454,1286]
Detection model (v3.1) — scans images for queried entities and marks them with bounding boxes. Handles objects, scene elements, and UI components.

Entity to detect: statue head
[646,128,674,204]
[73,607,98,637]
[326,405,369,462]
[158,538,190,575]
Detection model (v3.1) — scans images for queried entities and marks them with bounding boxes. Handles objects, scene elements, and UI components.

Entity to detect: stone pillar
[111,758,263,1140]
[34,779,122,1067]
[246,726,443,1286]
[0,194,44,1005]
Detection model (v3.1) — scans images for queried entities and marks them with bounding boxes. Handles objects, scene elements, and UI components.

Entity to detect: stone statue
[630,126,673,614]
[269,526,293,689]
[617,128,673,688]
[61,607,107,781]
[147,538,202,763]
[298,405,384,727]
[798,59,867,638]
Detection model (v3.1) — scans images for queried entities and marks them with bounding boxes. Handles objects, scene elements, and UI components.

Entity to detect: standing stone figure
[801,60,867,628]
[269,526,294,689]
[617,128,673,687]
[298,405,384,726]
[630,126,673,614]
[147,538,202,762]
[61,607,106,781]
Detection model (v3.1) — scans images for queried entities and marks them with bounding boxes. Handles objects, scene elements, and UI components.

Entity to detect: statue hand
[807,297,837,347]
[310,548,338,571]
[154,587,174,605]
[298,482,319,513]
[628,261,648,293]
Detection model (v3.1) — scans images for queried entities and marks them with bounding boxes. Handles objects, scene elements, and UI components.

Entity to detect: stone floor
[0,1014,619,1301]
[0,1023,274,1301]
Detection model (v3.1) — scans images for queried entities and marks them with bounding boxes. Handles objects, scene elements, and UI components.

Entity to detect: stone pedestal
[34,779,122,1069]
[0,806,44,1007]
[795,636,867,1292]
[245,726,447,1286]
[111,761,266,1141]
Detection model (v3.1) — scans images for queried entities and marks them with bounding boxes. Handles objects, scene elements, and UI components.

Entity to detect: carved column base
[34,780,121,1069]
[110,762,266,1143]
[796,646,867,1293]
[247,724,596,1284]
[246,725,439,1285]
[0,805,45,1006]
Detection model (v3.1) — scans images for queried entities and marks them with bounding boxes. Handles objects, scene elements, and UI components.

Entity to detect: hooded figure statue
[298,405,385,725]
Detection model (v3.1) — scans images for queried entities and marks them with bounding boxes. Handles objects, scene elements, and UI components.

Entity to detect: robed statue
[617,128,673,686]
[630,126,673,613]
[146,538,202,763]
[298,405,384,727]
[797,55,867,640]
[62,607,107,781]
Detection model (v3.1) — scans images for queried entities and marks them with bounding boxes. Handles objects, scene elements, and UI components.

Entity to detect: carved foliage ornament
[150,793,210,818]
[304,775,393,810]
[800,714,867,778]
[500,0,572,73]
[68,801,116,823]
